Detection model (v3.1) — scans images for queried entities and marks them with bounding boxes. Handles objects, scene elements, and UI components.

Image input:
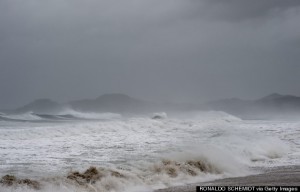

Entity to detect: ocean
[0,111,299,192]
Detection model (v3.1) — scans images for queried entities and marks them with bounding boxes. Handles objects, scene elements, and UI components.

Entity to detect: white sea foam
[0,111,299,191]
[151,112,168,119]
[1,112,43,121]
[0,109,122,121]
[58,108,122,120]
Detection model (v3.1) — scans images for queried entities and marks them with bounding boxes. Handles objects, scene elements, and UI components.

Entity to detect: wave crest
[0,109,122,122]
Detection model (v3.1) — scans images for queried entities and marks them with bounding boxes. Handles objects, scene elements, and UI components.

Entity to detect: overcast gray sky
[1,0,300,109]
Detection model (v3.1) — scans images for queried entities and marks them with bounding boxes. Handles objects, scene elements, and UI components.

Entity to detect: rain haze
[1,0,300,109]
[1,2,300,192]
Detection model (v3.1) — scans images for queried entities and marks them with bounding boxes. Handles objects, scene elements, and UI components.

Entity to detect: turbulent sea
[0,110,299,192]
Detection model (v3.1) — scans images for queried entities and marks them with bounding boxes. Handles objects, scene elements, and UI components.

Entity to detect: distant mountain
[14,99,65,114]
[8,93,300,119]
[8,94,193,115]
[259,93,284,101]
[205,93,300,119]
[70,93,197,113]
[69,94,151,113]
[256,93,300,112]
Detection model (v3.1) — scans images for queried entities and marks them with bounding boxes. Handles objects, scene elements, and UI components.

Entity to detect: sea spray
[0,111,298,191]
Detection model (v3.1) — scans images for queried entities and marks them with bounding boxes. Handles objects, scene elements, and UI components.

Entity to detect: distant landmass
[204,93,300,119]
[2,93,300,119]
[70,94,149,113]
[69,94,194,113]
[14,99,65,114]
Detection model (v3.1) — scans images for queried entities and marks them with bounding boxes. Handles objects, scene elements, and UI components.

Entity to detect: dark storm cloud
[0,0,300,109]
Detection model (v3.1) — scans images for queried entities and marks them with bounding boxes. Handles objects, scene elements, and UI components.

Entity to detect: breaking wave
[57,109,122,120]
[0,112,43,121]
[0,150,249,192]
[0,110,122,122]
[0,110,297,192]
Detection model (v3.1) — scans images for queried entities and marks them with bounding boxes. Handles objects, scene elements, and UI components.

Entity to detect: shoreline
[155,166,300,192]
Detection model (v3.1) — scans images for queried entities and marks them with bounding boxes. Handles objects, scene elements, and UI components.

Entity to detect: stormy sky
[1,0,300,109]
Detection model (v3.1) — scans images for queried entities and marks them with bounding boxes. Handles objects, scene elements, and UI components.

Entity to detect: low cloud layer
[1,0,300,108]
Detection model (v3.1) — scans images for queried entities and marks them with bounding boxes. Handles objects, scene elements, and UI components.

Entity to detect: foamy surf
[0,156,248,192]
[0,112,43,121]
[0,109,122,122]
[0,111,299,191]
